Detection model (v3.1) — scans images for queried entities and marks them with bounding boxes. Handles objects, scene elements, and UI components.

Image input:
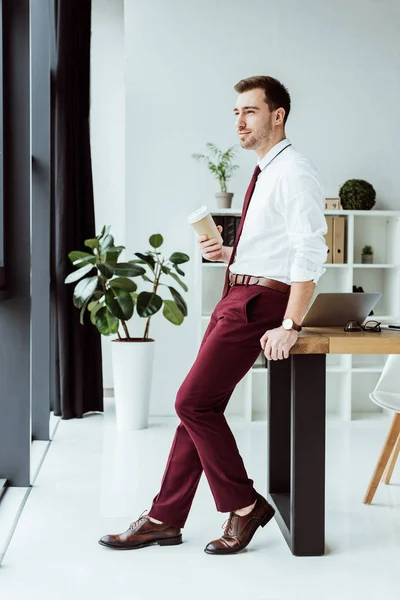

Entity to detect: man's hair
[234,76,291,125]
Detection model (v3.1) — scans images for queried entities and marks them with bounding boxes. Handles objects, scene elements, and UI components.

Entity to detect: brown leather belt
[229,273,290,294]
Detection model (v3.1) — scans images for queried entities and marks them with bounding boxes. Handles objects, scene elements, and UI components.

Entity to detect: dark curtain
[50,0,103,418]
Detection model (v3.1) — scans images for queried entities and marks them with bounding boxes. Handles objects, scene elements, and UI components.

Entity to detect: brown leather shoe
[204,493,275,555]
[98,512,182,550]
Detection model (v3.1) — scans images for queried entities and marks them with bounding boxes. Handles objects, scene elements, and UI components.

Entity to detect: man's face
[234,88,274,150]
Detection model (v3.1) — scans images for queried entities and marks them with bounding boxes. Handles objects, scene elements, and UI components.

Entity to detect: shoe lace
[221,512,239,536]
[129,510,149,531]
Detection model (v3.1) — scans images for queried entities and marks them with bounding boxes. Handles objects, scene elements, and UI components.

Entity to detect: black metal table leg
[268,353,326,556]
[267,356,292,540]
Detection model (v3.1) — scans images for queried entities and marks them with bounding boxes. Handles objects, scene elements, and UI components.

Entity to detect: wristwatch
[282,317,302,332]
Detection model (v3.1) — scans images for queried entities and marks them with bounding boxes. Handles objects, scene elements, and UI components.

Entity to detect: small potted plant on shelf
[339,179,376,210]
[65,226,190,431]
[361,245,374,264]
[192,143,239,209]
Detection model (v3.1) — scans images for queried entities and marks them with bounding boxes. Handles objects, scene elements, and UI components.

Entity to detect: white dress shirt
[230,138,328,284]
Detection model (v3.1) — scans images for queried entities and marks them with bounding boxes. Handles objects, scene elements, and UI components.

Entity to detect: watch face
[283,318,293,330]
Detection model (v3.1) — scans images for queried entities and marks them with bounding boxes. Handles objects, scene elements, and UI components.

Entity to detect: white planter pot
[215,192,234,209]
[111,338,155,430]
[362,254,373,264]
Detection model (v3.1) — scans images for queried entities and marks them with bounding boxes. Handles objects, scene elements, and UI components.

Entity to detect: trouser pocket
[243,289,263,324]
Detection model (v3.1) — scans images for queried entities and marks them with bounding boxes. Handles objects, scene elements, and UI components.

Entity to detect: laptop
[301,293,382,327]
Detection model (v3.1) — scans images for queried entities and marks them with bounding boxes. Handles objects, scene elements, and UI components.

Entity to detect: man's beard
[240,122,272,149]
[240,133,257,148]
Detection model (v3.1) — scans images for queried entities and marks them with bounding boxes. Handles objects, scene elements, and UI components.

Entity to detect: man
[99,76,328,554]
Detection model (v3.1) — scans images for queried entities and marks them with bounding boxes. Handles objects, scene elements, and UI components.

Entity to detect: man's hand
[260,326,298,360]
[199,226,224,262]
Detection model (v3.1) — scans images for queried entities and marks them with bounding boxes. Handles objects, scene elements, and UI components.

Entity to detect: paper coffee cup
[188,206,223,245]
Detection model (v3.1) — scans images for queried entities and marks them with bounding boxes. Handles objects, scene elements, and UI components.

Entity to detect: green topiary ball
[339,179,376,210]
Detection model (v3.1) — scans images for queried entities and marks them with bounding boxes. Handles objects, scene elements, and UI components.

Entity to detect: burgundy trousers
[148,283,289,528]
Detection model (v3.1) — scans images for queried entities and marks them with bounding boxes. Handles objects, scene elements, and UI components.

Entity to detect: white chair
[363,354,400,504]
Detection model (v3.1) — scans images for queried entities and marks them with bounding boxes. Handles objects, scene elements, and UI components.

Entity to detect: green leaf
[100,225,111,239]
[100,234,114,253]
[135,253,155,270]
[88,300,101,312]
[68,251,96,266]
[113,262,146,277]
[141,274,153,283]
[174,264,185,276]
[73,276,99,308]
[149,234,163,249]
[84,238,100,249]
[109,277,137,292]
[65,263,94,284]
[98,262,115,279]
[169,271,188,292]
[163,300,184,325]
[73,256,97,267]
[79,297,91,325]
[89,301,105,325]
[192,153,208,163]
[95,307,119,336]
[206,143,222,158]
[161,265,171,275]
[169,252,190,265]
[168,286,188,317]
[105,288,134,320]
[105,248,123,266]
[136,292,162,318]
[92,290,104,302]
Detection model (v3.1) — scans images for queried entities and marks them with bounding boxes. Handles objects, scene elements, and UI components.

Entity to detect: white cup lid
[188,205,209,224]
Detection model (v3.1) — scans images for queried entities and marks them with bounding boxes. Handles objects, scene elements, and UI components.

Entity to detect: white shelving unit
[194,209,400,421]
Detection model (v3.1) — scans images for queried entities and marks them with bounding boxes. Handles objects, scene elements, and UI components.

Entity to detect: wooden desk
[267,327,400,556]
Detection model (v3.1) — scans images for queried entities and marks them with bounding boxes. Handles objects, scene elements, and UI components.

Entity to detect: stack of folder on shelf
[325,216,346,264]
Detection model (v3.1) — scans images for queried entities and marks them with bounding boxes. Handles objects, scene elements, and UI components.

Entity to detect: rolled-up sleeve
[281,166,328,283]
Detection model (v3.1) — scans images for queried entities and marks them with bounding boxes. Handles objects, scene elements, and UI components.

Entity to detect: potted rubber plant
[192,143,239,208]
[65,226,189,430]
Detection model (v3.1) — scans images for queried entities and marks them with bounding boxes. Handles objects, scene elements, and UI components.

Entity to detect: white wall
[93,0,400,413]
[91,0,125,388]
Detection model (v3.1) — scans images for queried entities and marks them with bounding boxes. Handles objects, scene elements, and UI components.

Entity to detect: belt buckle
[246,275,259,286]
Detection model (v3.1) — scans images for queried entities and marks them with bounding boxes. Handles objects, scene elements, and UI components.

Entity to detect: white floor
[1,400,400,600]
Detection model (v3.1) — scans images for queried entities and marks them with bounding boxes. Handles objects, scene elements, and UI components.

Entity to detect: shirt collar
[258,138,292,172]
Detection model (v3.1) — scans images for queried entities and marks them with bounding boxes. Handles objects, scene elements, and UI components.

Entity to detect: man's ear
[274,108,285,126]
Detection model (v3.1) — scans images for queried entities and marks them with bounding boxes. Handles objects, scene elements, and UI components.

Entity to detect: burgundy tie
[221,165,261,298]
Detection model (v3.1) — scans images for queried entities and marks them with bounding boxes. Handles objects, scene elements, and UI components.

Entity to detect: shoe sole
[98,534,183,550]
[204,504,275,555]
